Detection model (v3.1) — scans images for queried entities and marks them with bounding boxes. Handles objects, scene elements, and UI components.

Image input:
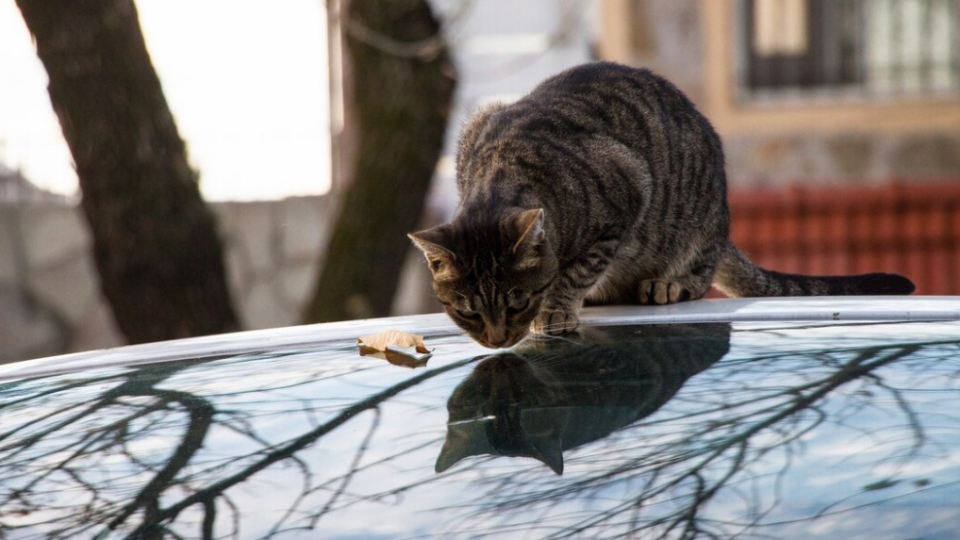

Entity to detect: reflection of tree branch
[739,479,960,530]
[871,377,927,461]
[104,390,214,536]
[301,437,443,514]
[0,394,116,457]
[443,342,935,540]
[6,330,955,540]
[4,357,427,539]
[160,526,187,540]
[222,494,241,540]
[121,357,475,539]
[0,374,123,436]
[9,427,110,499]
[201,497,215,540]
[317,407,381,517]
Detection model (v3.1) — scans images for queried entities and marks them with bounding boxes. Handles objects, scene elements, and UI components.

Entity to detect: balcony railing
[738,0,960,99]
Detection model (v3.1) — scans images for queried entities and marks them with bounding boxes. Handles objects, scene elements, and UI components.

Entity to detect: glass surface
[1,321,959,539]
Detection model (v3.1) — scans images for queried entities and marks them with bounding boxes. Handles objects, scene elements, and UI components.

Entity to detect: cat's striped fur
[410,62,914,348]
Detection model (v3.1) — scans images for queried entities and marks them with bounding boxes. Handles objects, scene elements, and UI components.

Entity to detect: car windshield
[1,319,959,539]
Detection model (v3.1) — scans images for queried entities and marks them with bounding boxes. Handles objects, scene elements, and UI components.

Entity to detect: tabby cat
[436,324,731,474]
[409,62,914,348]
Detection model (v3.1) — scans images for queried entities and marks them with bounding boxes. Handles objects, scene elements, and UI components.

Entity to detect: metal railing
[737,0,960,99]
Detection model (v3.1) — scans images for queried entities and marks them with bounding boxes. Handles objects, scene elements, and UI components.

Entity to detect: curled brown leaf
[357,330,433,368]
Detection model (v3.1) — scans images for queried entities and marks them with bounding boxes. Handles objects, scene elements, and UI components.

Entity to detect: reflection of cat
[436,324,731,474]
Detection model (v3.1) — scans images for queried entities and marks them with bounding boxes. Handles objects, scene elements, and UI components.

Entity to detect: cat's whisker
[533,333,583,345]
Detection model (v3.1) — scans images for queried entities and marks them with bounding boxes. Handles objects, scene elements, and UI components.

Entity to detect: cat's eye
[507,297,531,314]
[455,309,481,321]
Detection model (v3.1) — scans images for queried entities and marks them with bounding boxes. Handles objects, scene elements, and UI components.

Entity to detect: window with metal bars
[738,0,960,97]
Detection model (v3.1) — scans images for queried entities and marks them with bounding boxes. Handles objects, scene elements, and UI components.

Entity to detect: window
[740,0,960,97]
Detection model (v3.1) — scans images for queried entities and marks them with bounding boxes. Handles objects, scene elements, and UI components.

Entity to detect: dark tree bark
[16,0,240,343]
[304,0,457,323]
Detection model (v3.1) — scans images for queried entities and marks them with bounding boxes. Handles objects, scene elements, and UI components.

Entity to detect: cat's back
[467,64,663,137]
[526,61,678,104]
[454,62,729,274]
[458,62,721,186]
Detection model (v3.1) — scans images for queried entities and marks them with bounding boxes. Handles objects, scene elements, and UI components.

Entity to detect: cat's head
[408,207,558,348]
[436,354,567,474]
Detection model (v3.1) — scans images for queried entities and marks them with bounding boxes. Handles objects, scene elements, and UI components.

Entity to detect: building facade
[599,0,960,294]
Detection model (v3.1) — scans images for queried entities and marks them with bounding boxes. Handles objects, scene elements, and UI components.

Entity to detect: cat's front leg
[532,237,619,336]
[531,301,580,336]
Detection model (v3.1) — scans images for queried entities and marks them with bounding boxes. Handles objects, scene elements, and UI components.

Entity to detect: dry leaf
[358,330,431,354]
[357,330,433,368]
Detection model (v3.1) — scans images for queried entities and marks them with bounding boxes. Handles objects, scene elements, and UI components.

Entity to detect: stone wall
[0,196,435,364]
[724,132,960,188]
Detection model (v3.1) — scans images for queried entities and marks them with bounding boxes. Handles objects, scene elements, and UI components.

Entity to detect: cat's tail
[713,240,915,297]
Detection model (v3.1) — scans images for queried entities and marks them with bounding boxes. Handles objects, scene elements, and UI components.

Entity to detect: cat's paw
[531,308,580,335]
[639,280,688,305]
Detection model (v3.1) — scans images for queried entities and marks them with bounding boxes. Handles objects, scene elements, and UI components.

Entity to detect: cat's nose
[485,328,509,348]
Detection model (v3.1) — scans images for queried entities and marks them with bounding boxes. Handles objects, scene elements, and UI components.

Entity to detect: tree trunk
[16,0,240,343]
[304,0,457,323]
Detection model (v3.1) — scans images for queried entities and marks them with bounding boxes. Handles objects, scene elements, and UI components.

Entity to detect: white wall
[0,197,345,363]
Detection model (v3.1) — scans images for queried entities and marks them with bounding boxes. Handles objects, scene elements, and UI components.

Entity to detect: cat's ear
[511,208,545,254]
[509,208,546,270]
[435,421,494,473]
[408,227,458,280]
[521,408,566,475]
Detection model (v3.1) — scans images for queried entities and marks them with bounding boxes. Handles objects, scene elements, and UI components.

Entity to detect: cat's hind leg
[638,280,688,305]
[638,274,713,305]
[637,252,718,305]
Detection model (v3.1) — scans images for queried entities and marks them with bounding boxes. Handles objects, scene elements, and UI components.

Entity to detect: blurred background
[1,0,958,363]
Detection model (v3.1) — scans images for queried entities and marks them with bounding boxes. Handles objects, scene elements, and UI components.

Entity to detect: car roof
[2,297,959,539]
[2,296,959,381]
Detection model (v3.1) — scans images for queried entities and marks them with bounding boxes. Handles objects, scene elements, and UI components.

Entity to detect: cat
[409,62,914,349]
[436,324,731,474]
